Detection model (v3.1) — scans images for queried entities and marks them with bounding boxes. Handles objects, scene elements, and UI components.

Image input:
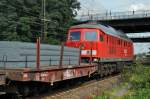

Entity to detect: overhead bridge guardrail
[77,10,150,21]
[128,36,150,38]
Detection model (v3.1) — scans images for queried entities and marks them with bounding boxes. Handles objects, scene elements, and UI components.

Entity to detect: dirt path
[114,83,131,97]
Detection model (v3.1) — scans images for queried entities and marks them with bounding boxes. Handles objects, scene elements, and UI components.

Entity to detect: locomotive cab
[66,27,102,63]
[66,24,133,64]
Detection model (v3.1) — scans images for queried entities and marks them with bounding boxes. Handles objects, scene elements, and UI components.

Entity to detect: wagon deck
[0,40,96,84]
[0,63,97,85]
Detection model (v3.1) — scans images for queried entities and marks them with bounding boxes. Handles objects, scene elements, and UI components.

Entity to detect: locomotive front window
[85,31,97,41]
[70,31,81,40]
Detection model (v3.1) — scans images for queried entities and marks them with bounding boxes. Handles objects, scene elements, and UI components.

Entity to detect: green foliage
[93,95,109,99]
[0,0,80,44]
[121,63,150,98]
[124,63,150,89]
[93,64,150,99]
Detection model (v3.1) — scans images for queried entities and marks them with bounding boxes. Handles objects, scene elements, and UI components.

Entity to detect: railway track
[28,74,121,99]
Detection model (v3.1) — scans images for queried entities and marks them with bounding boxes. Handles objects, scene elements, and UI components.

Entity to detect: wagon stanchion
[2,56,5,69]
[69,56,71,65]
[69,56,70,65]
[49,56,51,66]
[25,55,28,68]
[36,37,41,70]
[90,42,93,64]
[59,42,64,68]
[79,44,84,65]
[2,55,7,70]
[78,46,81,66]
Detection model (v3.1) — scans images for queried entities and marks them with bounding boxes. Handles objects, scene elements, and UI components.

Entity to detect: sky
[77,0,150,54]
[78,0,150,14]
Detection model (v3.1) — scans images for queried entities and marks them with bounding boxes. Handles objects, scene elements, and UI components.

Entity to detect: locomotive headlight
[81,50,97,55]
[93,58,98,62]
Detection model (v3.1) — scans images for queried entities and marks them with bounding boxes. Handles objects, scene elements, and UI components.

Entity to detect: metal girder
[130,37,150,43]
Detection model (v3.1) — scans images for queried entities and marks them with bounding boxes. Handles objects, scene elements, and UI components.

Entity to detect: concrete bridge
[76,10,150,42]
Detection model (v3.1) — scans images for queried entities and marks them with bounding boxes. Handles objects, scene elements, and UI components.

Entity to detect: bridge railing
[78,10,150,21]
[127,35,150,38]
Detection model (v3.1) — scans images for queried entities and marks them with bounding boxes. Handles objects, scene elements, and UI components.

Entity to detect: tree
[0,0,80,44]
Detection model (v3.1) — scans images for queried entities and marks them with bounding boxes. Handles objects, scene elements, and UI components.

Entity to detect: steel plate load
[0,41,79,69]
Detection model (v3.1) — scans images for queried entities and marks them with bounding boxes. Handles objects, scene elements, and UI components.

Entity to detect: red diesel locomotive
[66,24,134,64]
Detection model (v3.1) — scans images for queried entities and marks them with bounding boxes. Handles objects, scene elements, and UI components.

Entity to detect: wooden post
[59,42,64,68]
[90,42,92,64]
[36,37,40,70]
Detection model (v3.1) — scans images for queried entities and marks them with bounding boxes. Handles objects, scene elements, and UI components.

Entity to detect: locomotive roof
[70,24,132,42]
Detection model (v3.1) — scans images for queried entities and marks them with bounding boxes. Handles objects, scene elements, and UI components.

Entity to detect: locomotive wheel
[104,66,108,76]
[108,66,112,75]
[100,73,103,77]
[110,65,114,74]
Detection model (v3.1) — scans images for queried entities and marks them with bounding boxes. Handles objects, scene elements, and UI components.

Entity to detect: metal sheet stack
[0,41,79,69]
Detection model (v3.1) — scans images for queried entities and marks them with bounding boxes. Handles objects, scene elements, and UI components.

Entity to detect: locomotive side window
[100,35,104,42]
[70,31,81,40]
[107,36,108,43]
[85,31,97,41]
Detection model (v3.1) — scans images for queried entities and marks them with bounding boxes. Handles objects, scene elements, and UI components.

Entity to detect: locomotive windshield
[70,31,81,40]
[85,31,97,41]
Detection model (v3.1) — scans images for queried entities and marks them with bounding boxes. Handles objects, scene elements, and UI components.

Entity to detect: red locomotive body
[66,24,134,63]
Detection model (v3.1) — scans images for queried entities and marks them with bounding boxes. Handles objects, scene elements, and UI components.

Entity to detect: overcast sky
[77,0,150,54]
[78,0,150,14]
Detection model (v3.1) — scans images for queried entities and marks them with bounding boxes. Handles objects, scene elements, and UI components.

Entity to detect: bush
[122,62,150,98]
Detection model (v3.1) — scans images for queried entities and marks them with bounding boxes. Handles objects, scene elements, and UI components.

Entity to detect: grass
[103,83,129,96]
[92,83,129,99]
[93,63,150,99]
